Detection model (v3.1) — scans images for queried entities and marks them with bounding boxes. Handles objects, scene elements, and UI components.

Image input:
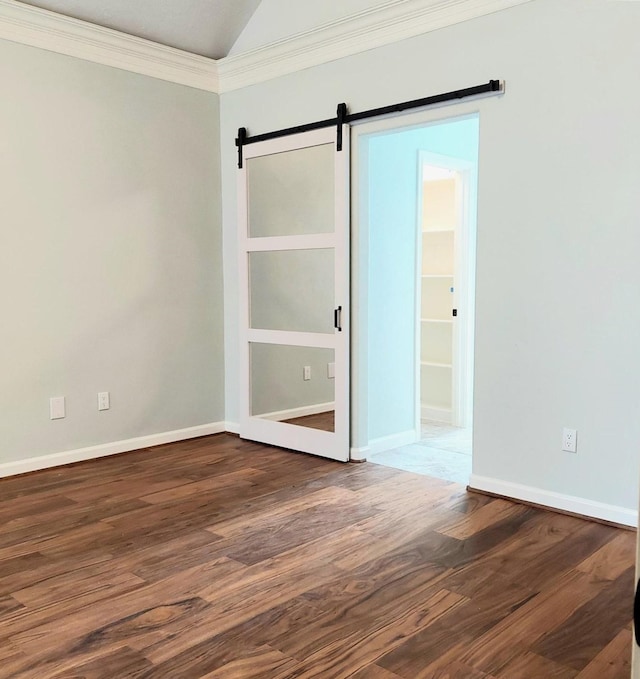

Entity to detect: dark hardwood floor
[283,411,335,432]
[0,433,634,678]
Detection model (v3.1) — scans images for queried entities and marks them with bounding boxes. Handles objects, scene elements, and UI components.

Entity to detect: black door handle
[334,306,342,332]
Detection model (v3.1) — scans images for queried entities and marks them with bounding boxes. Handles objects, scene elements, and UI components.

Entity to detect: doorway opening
[355,114,479,485]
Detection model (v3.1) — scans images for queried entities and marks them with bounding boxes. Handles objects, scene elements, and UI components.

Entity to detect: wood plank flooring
[283,411,335,432]
[0,433,634,678]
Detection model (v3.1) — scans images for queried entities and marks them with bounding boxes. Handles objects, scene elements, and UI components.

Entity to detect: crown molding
[216,0,533,93]
[0,0,532,95]
[0,0,218,92]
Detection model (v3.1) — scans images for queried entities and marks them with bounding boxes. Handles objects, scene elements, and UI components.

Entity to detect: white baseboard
[421,406,452,424]
[350,445,370,462]
[0,422,226,479]
[257,402,335,422]
[469,474,638,528]
[224,421,240,435]
[352,429,419,461]
[224,404,333,436]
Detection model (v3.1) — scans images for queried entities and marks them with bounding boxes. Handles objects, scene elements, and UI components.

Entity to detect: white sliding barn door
[238,126,350,462]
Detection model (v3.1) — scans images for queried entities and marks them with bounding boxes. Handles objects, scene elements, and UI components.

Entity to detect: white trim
[246,234,336,252]
[469,474,638,528]
[349,124,369,456]
[0,422,226,479]
[257,402,335,422]
[247,329,336,349]
[421,406,453,423]
[350,428,421,462]
[414,158,425,443]
[0,0,530,93]
[225,421,240,435]
[0,0,218,92]
[217,0,532,92]
[350,445,370,462]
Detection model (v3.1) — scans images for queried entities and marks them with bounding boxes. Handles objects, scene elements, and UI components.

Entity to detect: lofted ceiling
[19,0,396,59]
[15,0,403,60]
[3,0,536,92]
[10,1,635,76]
[16,0,262,59]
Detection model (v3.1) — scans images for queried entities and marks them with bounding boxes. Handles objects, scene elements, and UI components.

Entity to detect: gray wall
[221,0,640,513]
[0,38,224,463]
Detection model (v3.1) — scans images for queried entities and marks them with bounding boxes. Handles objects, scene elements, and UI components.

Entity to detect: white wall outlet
[98,392,110,411]
[50,396,65,420]
[562,428,577,453]
[303,366,311,381]
[327,362,335,379]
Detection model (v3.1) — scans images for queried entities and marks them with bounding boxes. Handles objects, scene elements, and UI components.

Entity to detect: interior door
[238,126,350,462]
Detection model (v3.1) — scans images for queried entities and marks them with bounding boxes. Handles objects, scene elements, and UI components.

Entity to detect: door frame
[350,107,480,460]
[417,151,475,432]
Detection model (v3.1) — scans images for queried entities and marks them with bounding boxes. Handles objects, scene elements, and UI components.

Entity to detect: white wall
[1,38,224,465]
[221,0,640,517]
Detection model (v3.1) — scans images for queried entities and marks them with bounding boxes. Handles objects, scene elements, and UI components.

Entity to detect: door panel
[249,248,335,334]
[247,142,335,238]
[250,343,335,433]
[238,127,350,461]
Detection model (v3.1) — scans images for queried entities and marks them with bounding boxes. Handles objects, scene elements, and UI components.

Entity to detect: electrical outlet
[98,392,110,411]
[50,396,65,420]
[327,362,335,379]
[303,366,311,381]
[562,428,577,453]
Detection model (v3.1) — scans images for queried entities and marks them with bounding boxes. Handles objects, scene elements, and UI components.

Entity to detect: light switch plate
[98,392,110,411]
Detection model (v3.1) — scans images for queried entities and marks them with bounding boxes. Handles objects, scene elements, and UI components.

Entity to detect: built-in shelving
[420,176,456,422]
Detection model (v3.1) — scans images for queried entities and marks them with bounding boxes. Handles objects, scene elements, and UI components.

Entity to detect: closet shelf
[421,361,452,369]
[421,274,454,279]
[420,318,453,324]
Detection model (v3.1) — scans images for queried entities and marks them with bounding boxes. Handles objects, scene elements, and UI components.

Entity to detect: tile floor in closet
[368,421,472,485]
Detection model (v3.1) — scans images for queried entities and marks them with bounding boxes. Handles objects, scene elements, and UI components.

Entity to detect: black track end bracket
[336,103,348,152]
[236,127,247,169]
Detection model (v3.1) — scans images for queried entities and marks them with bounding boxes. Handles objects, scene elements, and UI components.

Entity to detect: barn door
[238,126,350,461]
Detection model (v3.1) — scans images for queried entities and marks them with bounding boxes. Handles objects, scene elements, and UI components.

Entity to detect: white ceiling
[16,0,262,59]
[229,0,394,56]
[15,0,401,60]
[5,0,532,91]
